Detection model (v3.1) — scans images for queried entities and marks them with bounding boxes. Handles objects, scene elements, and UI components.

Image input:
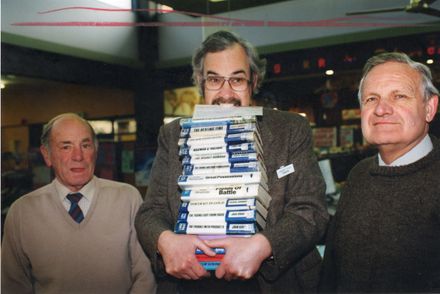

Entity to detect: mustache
[211,97,242,106]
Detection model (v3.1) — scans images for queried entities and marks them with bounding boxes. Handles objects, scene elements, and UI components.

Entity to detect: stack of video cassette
[174,112,271,270]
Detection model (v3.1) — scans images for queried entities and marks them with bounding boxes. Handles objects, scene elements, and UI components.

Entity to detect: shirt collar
[55,177,96,202]
[378,134,433,166]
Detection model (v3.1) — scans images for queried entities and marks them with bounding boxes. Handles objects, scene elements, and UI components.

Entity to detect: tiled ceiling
[150,0,291,15]
[149,0,440,17]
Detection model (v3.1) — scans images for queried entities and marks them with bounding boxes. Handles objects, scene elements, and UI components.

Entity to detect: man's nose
[71,146,84,161]
[218,80,235,96]
[374,98,393,116]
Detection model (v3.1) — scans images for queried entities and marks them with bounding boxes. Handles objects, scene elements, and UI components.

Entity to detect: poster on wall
[312,127,337,148]
[342,108,361,120]
[121,149,134,173]
[164,86,202,117]
[134,146,156,187]
[339,125,359,147]
[95,142,116,180]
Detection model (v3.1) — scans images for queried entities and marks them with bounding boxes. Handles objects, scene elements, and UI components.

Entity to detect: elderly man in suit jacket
[135,30,328,293]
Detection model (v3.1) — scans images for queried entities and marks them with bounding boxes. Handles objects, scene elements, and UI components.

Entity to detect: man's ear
[426,95,439,123]
[197,74,205,97]
[252,73,258,92]
[40,145,52,167]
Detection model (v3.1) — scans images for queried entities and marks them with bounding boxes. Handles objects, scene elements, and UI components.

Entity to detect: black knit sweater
[319,136,440,292]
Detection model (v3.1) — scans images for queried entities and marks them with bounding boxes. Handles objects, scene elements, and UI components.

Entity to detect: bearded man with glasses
[135,30,328,293]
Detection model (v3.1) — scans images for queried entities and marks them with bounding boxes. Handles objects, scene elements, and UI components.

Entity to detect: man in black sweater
[319,52,440,292]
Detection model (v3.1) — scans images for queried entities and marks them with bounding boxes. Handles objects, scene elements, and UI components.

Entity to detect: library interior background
[2,0,440,232]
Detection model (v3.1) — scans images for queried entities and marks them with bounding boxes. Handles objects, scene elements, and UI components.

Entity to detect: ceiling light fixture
[158,4,174,12]
[96,0,131,9]
[325,70,335,76]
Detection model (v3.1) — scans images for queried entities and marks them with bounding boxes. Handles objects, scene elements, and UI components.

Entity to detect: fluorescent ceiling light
[96,0,131,9]
[158,4,174,12]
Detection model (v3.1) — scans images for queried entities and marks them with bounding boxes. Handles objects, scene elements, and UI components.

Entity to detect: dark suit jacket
[135,108,329,293]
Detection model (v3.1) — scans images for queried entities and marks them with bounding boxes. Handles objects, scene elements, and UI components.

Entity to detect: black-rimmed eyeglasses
[203,76,251,91]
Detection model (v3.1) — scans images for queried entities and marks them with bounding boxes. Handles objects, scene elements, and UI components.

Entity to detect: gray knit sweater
[320,136,440,292]
[1,177,157,294]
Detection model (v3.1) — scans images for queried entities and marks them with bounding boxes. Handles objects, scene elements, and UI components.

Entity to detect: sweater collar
[54,176,96,203]
[370,135,440,177]
[378,134,433,166]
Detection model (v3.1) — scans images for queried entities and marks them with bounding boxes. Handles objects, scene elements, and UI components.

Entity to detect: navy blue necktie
[67,193,84,223]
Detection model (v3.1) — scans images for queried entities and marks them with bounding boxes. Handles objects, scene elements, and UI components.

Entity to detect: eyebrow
[366,89,409,95]
[363,91,379,96]
[58,141,73,145]
[206,70,247,76]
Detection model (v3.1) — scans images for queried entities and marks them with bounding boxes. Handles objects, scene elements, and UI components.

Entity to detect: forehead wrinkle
[365,81,418,96]
[362,90,379,98]
[367,63,421,92]
[206,70,247,76]
[57,137,92,145]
